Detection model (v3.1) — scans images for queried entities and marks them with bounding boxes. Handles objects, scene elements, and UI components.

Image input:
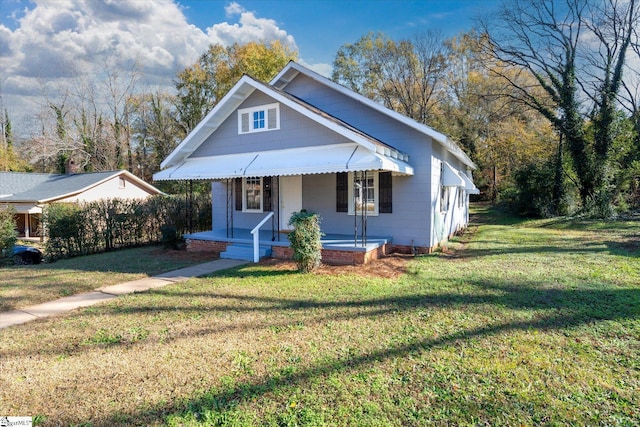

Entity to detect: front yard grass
[0,206,638,426]
[0,245,216,312]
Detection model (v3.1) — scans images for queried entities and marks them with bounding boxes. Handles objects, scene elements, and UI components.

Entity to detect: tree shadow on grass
[3,274,638,359]
[77,279,640,426]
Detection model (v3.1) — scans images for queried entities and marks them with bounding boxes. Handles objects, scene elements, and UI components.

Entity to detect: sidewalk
[0,258,246,330]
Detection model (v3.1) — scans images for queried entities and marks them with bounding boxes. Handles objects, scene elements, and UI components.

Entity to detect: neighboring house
[0,170,163,239]
[154,61,478,264]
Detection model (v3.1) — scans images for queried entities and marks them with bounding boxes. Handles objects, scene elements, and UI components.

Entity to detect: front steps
[220,243,272,262]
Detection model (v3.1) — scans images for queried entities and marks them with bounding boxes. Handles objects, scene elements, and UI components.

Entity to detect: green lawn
[0,206,638,426]
[0,245,216,312]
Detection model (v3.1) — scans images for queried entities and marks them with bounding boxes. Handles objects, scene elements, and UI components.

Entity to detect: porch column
[362,170,367,247]
[275,176,280,241]
[226,178,234,238]
[24,213,30,238]
[352,171,368,248]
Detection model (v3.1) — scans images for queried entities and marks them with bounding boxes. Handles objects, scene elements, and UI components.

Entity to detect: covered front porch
[183,228,392,265]
[10,204,43,240]
[155,142,415,264]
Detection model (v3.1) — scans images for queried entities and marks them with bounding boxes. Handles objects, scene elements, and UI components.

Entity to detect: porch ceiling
[153,143,414,181]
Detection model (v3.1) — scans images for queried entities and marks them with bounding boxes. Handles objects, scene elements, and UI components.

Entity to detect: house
[0,170,163,239]
[154,61,478,264]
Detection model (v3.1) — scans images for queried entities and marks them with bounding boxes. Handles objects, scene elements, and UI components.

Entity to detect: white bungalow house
[0,170,163,239]
[154,61,478,264]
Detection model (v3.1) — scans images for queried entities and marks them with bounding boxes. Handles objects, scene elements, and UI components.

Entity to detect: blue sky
[0,0,500,136]
[177,0,496,65]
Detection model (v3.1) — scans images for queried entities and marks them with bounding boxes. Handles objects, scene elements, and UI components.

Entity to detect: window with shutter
[237,177,269,212]
[238,103,280,134]
[337,172,387,216]
[243,177,262,212]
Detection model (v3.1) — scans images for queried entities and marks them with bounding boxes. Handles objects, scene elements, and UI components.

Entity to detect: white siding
[63,176,156,202]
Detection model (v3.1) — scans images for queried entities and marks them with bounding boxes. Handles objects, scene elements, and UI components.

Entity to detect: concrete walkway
[0,258,246,330]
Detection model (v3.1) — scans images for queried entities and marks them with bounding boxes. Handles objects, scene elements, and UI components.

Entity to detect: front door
[279,175,302,230]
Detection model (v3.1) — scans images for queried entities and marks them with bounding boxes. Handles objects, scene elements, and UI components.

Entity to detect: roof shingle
[0,171,131,202]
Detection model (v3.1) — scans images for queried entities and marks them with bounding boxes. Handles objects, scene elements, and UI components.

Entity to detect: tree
[102,57,141,172]
[619,17,640,209]
[332,31,449,124]
[18,53,144,174]
[332,32,396,101]
[175,40,298,134]
[0,109,29,172]
[481,0,638,215]
[129,91,182,182]
[429,31,558,206]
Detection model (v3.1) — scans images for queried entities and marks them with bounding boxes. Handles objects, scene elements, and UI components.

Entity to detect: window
[243,177,263,212]
[440,163,449,212]
[337,171,392,215]
[440,186,450,212]
[238,103,279,134]
[348,171,378,216]
[253,110,265,129]
[235,177,272,213]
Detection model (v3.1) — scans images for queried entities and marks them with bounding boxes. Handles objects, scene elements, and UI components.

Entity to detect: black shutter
[263,176,272,211]
[235,178,242,211]
[379,171,392,213]
[336,172,348,212]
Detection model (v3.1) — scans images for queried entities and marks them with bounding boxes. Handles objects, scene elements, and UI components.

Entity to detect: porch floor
[184,228,391,252]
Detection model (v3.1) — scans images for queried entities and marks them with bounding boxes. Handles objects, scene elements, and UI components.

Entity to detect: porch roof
[153,143,414,181]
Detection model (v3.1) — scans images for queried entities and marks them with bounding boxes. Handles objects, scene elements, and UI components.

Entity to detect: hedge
[0,205,18,259]
[43,193,212,260]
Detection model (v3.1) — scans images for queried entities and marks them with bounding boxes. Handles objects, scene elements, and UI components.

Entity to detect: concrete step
[220,244,272,261]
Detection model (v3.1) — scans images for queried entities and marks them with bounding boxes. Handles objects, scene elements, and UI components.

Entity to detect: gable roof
[271,61,476,169]
[160,74,410,171]
[0,170,162,203]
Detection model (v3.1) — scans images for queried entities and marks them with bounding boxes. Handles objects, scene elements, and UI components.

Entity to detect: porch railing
[251,212,274,262]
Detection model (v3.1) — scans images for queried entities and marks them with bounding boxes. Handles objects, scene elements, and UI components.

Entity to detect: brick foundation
[186,239,229,253]
[272,246,294,260]
[187,239,400,265]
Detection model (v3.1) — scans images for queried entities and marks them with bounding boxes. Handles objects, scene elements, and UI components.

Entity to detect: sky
[0,0,500,137]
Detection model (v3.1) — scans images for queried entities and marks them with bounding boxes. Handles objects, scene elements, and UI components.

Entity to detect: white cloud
[206,5,296,50]
[225,2,244,17]
[0,24,15,60]
[299,60,332,78]
[0,0,297,138]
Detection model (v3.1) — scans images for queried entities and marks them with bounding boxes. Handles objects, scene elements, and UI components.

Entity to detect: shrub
[0,205,17,259]
[501,160,572,218]
[161,225,179,249]
[287,210,323,273]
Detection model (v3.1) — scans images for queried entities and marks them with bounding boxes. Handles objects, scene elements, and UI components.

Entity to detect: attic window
[238,103,279,134]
